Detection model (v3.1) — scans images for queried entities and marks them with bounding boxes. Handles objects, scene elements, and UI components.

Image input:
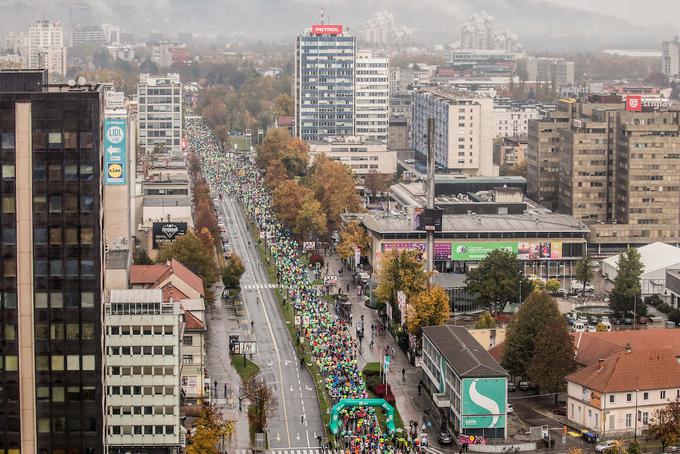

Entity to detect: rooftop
[143,196,192,207]
[422,325,507,378]
[567,347,680,393]
[110,289,163,304]
[572,329,680,367]
[602,242,680,275]
[184,310,206,331]
[130,259,205,297]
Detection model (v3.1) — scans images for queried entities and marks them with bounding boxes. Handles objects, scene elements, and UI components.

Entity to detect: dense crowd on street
[185,116,423,453]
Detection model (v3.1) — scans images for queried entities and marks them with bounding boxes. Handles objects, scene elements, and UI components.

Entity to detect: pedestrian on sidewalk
[402,368,406,382]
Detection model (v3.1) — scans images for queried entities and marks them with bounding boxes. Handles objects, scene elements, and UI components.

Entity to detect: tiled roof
[129,264,168,285]
[572,329,680,367]
[129,259,205,296]
[184,310,206,331]
[566,347,680,392]
[165,259,205,296]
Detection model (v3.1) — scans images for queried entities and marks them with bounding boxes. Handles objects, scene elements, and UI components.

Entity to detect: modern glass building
[0,69,104,453]
[295,25,356,141]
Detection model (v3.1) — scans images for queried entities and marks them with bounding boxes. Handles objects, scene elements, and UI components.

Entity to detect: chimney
[625,343,632,353]
[598,359,605,371]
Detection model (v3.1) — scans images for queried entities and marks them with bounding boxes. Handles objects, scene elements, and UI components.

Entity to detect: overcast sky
[545,0,676,26]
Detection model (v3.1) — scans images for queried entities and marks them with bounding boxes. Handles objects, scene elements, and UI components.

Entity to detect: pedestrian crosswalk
[241,283,280,290]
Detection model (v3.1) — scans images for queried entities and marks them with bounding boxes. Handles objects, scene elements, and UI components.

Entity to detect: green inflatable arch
[329,398,396,435]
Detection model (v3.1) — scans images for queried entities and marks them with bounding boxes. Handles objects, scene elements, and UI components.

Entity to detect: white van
[573,321,586,332]
[570,280,594,293]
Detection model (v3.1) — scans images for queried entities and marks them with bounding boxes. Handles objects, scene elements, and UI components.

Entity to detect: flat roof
[359,212,588,235]
[423,325,507,378]
[110,289,162,303]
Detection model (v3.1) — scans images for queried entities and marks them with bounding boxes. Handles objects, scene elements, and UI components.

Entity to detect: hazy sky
[546,0,675,25]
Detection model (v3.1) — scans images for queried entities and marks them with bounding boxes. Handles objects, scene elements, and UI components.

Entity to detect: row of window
[108,366,175,377]
[109,425,176,436]
[38,417,97,433]
[35,355,96,372]
[108,325,174,335]
[108,346,174,356]
[107,405,175,416]
[35,384,96,402]
[107,385,175,396]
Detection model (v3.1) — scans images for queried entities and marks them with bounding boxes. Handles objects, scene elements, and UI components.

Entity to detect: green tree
[336,220,370,261]
[527,317,576,398]
[502,290,562,378]
[186,403,234,454]
[222,254,245,288]
[405,286,450,339]
[133,248,153,265]
[464,249,533,314]
[157,231,219,287]
[574,255,595,297]
[475,311,497,329]
[646,399,680,452]
[610,247,645,316]
[375,249,427,323]
[545,278,561,295]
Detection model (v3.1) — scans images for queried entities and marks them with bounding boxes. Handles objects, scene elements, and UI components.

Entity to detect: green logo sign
[461,378,507,429]
[451,242,517,261]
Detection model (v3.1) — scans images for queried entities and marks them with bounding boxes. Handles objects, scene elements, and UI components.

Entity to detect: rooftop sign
[311,24,343,35]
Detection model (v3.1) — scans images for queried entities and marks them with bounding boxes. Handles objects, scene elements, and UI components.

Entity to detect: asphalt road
[211,195,324,450]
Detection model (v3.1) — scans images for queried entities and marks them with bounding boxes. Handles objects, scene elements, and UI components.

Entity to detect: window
[627,393,632,402]
[2,164,14,179]
[626,413,632,427]
[643,392,649,400]
[183,355,193,365]
[48,132,62,145]
[661,390,666,399]
[609,395,614,403]
[2,196,15,214]
[643,412,649,424]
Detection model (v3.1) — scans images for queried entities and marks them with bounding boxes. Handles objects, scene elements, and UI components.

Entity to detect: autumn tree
[545,278,561,295]
[375,249,427,322]
[265,159,288,190]
[307,154,363,230]
[475,311,497,329]
[528,317,576,398]
[336,221,370,261]
[222,254,245,288]
[364,171,393,200]
[293,194,327,240]
[272,180,314,229]
[405,286,450,338]
[244,379,275,434]
[464,249,533,314]
[278,142,309,178]
[647,400,680,453]
[574,255,595,297]
[257,128,291,169]
[502,290,563,378]
[186,403,234,454]
[273,93,294,116]
[197,227,216,256]
[157,231,219,287]
[610,247,645,316]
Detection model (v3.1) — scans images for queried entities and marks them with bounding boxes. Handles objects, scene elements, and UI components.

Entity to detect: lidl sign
[104,118,127,185]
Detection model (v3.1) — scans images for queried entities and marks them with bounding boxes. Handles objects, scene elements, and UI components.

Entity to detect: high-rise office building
[411,87,496,176]
[662,36,680,78]
[137,74,183,157]
[294,24,356,141]
[26,20,67,79]
[355,51,389,141]
[0,69,104,453]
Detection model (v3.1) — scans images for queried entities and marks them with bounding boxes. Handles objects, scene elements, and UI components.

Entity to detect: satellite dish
[77,76,86,86]
[67,79,76,87]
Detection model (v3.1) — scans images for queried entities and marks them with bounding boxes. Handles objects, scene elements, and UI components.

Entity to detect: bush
[309,253,324,267]
[644,294,663,306]
[657,303,672,314]
[668,309,680,325]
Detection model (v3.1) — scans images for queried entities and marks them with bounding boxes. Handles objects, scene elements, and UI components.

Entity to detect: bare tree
[244,379,276,433]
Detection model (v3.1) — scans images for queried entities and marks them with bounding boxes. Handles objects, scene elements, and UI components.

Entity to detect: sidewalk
[322,251,440,433]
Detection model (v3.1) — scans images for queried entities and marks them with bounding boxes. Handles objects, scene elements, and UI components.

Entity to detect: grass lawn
[231,355,261,384]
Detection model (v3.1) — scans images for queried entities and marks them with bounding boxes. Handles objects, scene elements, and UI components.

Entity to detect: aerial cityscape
[2,1,680,454]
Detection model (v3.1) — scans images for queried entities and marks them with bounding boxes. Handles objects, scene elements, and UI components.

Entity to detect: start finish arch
[329,398,396,435]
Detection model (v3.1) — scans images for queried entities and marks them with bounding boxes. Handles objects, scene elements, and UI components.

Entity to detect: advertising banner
[311,24,343,35]
[461,378,507,429]
[104,118,127,185]
[517,241,562,260]
[152,222,188,249]
[452,242,517,261]
[324,275,338,286]
[434,242,452,260]
[382,242,426,255]
[413,208,444,231]
[303,241,316,251]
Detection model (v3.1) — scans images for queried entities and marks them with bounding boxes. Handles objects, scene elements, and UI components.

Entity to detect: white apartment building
[662,36,680,78]
[493,102,541,138]
[411,87,497,176]
[27,20,67,78]
[525,57,575,86]
[308,135,396,175]
[137,73,183,156]
[105,289,183,453]
[566,347,680,438]
[355,51,390,141]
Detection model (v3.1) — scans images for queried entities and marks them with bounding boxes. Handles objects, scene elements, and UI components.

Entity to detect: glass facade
[295,33,356,141]
[0,77,103,453]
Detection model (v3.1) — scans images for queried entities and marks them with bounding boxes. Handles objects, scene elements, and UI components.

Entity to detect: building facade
[411,88,496,176]
[307,135,397,175]
[493,101,541,138]
[105,289,182,453]
[295,25,356,141]
[525,57,575,86]
[355,51,389,141]
[0,69,104,453]
[26,20,67,79]
[137,74,183,157]
[662,36,680,78]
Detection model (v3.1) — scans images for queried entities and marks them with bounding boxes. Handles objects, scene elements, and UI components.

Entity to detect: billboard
[152,222,188,249]
[434,242,452,260]
[626,95,642,112]
[104,118,127,185]
[311,24,343,35]
[461,378,507,429]
[452,242,517,261]
[517,241,562,260]
[413,208,443,231]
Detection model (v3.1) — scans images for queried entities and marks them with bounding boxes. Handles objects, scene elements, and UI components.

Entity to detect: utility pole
[426,118,435,284]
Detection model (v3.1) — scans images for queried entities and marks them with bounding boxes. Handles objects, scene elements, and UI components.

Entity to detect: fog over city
[0,0,676,50]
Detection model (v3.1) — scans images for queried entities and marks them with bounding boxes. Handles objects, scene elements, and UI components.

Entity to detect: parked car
[553,406,567,416]
[595,440,620,452]
[638,317,648,325]
[518,381,531,391]
[623,318,634,325]
[437,431,453,445]
[587,325,597,332]
[507,382,516,392]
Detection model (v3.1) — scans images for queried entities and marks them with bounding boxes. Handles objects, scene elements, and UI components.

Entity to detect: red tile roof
[572,329,680,367]
[129,259,205,296]
[183,310,206,331]
[566,347,680,392]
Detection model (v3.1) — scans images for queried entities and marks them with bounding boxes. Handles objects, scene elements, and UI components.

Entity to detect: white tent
[601,242,680,295]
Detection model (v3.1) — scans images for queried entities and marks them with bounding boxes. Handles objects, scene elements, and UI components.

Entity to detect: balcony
[433,392,450,408]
